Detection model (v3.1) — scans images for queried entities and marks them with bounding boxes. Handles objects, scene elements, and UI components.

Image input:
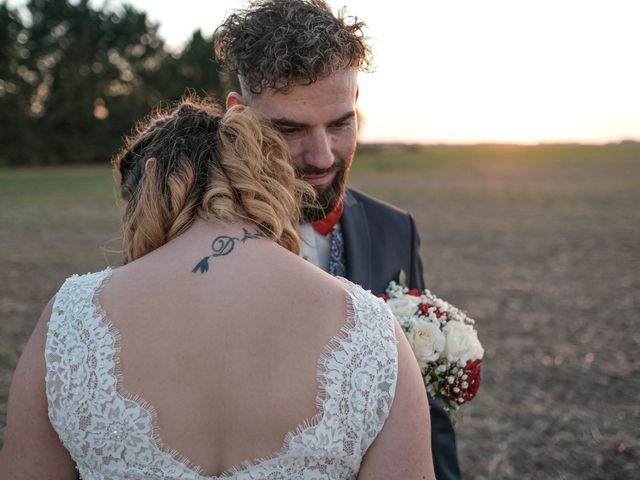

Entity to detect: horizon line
[357,139,640,147]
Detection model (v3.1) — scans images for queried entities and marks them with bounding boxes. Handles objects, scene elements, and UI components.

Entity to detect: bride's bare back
[100,220,352,474]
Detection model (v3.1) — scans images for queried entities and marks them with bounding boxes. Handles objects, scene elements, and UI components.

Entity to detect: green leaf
[398,269,407,287]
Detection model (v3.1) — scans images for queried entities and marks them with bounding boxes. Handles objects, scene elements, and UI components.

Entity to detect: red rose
[444,359,482,404]
[418,303,434,315]
[461,359,482,402]
[408,288,421,297]
[418,303,449,321]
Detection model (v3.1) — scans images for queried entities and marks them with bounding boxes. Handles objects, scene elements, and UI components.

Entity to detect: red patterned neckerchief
[310,201,344,236]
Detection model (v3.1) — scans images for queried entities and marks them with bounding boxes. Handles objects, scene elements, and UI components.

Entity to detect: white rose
[386,295,421,318]
[410,319,446,369]
[442,321,484,363]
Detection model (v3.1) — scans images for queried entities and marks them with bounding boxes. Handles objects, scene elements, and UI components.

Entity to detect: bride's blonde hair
[112,96,315,262]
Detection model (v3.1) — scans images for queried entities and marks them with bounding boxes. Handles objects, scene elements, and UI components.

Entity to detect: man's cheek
[284,138,304,163]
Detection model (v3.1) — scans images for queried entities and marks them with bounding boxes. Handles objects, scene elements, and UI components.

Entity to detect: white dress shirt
[298,223,331,272]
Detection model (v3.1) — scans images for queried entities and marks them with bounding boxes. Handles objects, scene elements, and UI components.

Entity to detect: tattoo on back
[192,227,265,274]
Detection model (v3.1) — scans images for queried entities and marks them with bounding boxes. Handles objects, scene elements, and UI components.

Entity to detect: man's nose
[303,130,334,170]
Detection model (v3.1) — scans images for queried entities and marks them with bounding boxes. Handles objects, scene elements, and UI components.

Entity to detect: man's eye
[330,120,350,129]
[277,126,302,135]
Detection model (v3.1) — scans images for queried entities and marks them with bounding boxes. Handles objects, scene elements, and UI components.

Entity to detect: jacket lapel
[341,189,372,289]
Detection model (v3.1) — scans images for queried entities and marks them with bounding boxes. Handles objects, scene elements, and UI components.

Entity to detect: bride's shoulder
[57,266,113,289]
[336,278,396,326]
[52,267,115,308]
[59,266,113,283]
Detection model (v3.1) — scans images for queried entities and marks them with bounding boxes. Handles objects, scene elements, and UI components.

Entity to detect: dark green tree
[139,29,237,107]
[0,3,29,165]
[19,0,169,164]
[0,0,228,166]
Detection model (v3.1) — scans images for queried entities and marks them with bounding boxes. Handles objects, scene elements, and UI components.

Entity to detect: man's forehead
[253,68,356,99]
[248,69,358,119]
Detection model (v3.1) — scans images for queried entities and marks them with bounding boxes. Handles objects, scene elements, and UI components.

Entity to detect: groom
[214,1,460,478]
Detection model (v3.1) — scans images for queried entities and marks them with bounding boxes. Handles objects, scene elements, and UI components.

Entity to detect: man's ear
[144,157,156,171]
[226,92,245,109]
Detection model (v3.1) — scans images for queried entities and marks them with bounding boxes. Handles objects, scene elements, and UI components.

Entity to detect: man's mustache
[296,160,345,178]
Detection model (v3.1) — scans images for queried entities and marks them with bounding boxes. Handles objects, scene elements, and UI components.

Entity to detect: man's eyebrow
[328,111,355,125]
[269,111,356,129]
[270,118,307,128]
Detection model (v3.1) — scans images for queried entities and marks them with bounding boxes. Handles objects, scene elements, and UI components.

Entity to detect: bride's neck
[128,217,268,267]
[185,217,261,239]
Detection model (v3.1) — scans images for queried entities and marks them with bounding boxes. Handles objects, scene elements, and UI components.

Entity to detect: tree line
[0,0,236,166]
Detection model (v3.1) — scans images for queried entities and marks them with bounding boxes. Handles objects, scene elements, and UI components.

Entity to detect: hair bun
[113,96,315,262]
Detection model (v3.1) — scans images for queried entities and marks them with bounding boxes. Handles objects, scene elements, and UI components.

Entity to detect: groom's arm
[408,214,425,291]
[428,398,461,480]
[408,217,462,480]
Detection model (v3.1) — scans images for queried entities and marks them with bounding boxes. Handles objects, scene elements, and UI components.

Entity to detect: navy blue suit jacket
[341,188,461,480]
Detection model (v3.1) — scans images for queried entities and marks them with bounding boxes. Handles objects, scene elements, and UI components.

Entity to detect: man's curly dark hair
[214,0,372,94]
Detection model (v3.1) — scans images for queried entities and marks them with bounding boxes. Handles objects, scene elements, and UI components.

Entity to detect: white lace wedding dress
[45,268,398,479]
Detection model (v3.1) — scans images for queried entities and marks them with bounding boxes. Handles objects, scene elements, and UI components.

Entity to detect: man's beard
[298,159,350,223]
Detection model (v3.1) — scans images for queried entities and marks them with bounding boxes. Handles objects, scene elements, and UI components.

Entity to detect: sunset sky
[11,0,640,144]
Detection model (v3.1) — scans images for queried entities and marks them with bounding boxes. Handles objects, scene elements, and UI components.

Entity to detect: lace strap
[49,269,113,323]
[331,279,399,456]
[45,269,116,472]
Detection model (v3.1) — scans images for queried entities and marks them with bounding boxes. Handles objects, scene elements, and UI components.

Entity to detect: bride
[0,97,435,479]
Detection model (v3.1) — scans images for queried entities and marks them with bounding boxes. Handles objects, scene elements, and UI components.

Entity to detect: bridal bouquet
[380,273,484,412]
